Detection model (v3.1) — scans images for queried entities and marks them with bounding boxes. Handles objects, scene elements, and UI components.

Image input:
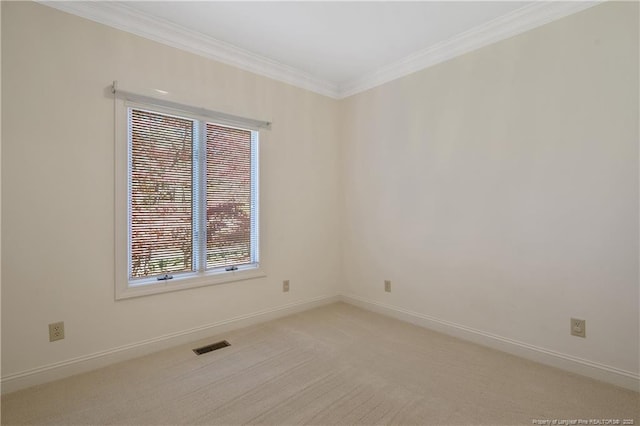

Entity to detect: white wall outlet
[571,318,586,338]
[283,280,290,292]
[49,321,65,342]
[384,280,391,293]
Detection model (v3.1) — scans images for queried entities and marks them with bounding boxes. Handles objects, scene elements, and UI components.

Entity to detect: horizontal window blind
[129,109,194,279]
[206,124,253,269]
[112,83,271,131]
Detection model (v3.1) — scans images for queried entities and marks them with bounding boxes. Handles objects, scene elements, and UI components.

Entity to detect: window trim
[115,98,266,300]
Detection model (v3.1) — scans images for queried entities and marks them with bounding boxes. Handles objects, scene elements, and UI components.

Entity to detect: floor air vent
[193,340,230,355]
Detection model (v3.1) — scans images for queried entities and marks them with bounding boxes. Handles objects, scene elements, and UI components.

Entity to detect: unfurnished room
[1,1,639,425]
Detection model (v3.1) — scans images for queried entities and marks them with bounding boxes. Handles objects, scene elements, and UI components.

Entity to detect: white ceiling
[123,1,529,84]
[44,1,600,98]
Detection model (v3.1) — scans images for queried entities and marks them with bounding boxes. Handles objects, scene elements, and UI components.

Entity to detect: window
[115,98,264,299]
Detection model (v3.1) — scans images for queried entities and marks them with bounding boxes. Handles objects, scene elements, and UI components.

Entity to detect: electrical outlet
[384,280,391,293]
[49,321,65,342]
[570,318,585,338]
[283,280,290,293]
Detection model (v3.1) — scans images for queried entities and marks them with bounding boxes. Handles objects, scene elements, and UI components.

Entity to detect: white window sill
[115,267,266,300]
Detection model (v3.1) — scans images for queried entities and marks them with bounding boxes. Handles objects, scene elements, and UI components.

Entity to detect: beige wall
[2,0,639,390]
[340,1,639,376]
[1,2,341,380]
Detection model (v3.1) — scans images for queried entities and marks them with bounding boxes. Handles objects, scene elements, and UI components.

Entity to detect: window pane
[130,109,194,279]
[206,124,252,269]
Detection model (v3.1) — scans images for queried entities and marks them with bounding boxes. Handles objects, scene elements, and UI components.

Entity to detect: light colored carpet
[1,302,638,425]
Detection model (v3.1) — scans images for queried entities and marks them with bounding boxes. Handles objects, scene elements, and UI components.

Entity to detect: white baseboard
[340,294,640,392]
[4,294,637,394]
[1,295,339,394]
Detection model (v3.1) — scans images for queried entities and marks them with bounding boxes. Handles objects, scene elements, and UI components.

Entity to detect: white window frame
[115,98,266,300]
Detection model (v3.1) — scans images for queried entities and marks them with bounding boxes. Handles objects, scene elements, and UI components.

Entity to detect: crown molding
[39,0,602,100]
[338,1,603,98]
[38,1,342,99]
